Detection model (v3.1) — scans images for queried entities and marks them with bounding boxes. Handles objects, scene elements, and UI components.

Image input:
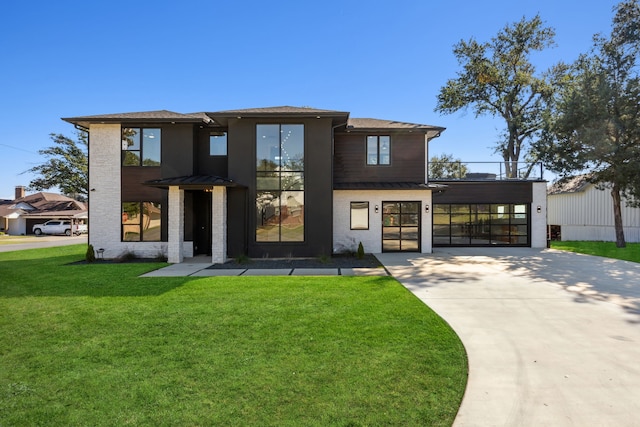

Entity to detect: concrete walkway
[376,248,640,427]
[140,258,389,277]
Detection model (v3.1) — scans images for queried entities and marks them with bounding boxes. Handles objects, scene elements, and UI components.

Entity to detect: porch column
[168,186,185,263]
[211,186,227,264]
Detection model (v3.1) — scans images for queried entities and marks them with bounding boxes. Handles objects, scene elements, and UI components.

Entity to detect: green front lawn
[0,245,467,426]
[551,240,640,263]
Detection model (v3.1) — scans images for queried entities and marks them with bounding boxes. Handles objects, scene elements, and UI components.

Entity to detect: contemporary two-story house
[63,106,547,263]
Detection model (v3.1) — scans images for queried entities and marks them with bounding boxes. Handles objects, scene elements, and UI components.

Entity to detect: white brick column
[531,181,548,248]
[88,124,122,258]
[168,186,184,263]
[211,186,227,264]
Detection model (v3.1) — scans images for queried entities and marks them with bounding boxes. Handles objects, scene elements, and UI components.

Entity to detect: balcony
[428,161,545,181]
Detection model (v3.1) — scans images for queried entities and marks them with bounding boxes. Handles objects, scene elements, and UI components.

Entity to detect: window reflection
[122,202,161,241]
[433,203,529,246]
[122,128,161,167]
[255,124,304,242]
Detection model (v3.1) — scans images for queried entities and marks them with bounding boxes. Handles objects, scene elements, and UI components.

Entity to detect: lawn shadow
[499,249,640,322]
[376,252,484,294]
[378,248,640,323]
[431,248,640,323]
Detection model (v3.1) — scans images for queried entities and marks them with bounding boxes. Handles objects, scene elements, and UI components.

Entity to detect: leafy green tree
[536,0,640,247]
[25,132,88,200]
[435,15,557,177]
[429,153,469,179]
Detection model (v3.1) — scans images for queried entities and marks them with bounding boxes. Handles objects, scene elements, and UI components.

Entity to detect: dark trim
[334,182,432,190]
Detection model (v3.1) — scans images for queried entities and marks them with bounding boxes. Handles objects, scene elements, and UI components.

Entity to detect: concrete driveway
[377,248,640,426]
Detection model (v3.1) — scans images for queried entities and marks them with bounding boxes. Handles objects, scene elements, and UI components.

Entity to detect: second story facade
[63,106,547,263]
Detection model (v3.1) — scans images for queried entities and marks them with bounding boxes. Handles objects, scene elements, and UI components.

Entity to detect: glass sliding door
[433,203,530,246]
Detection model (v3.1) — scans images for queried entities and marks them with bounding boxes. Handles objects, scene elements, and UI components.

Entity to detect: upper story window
[210,132,227,156]
[366,135,390,165]
[122,128,161,166]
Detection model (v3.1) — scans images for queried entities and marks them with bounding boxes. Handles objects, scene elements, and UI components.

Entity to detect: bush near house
[0,245,467,426]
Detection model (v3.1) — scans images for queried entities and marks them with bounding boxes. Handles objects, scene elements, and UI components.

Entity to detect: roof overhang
[334,182,448,191]
[206,106,350,127]
[62,110,213,129]
[339,118,445,140]
[18,210,88,219]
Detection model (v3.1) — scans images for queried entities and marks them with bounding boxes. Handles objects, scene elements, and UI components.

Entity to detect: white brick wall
[333,190,433,254]
[88,124,168,259]
[531,182,548,248]
[168,187,184,263]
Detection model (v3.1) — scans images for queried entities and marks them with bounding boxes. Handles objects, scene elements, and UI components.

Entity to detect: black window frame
[121,201,162,242]
[366,135,391,166]
[121,127,161,167]
[432,203,530,247]
[255,123,305,243]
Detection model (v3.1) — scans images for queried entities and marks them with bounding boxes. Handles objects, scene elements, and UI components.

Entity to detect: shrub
[86,244,96,263]
[235,254,251,264]
[357,242,365,259]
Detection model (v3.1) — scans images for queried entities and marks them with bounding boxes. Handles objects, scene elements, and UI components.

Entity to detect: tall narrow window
[366,135,390,165]
[210,132,227,156]
[122,128,161,166]
[256,124,304,242]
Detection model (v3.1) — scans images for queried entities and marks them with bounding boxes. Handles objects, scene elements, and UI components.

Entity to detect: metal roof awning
[144,175,243,190]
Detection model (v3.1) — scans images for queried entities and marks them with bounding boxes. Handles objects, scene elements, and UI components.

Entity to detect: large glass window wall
[433,203,529,246]
[256,124,304,242]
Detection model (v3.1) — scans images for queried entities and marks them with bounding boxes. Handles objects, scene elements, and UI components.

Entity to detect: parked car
[32,220,87,236]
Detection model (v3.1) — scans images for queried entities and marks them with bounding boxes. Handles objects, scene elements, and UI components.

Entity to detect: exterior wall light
[537,205,542,213]
[425,204,430,213]
[375,205,379,213]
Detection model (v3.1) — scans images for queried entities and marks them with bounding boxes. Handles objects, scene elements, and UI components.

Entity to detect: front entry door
[382,201,421,252]
[193,191,212,256]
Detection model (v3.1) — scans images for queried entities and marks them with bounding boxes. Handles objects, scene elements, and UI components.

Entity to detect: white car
[32,220,87,236]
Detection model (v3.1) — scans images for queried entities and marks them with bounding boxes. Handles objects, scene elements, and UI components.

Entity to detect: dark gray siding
[225,117,334,257]
[333,132,425,183]
[433,181,534,204]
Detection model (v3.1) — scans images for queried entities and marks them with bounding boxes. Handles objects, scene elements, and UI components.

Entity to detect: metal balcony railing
[428,161,545,181]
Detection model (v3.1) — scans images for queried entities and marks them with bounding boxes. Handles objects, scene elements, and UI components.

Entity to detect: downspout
[425,130,442,184]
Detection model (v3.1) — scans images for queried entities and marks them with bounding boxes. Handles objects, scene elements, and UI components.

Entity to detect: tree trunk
[611,185,626,248]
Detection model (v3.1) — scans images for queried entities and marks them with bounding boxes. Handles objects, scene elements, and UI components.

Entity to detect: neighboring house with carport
[548,175,640,242]
[62,106,548,263]
[0,186,87,235]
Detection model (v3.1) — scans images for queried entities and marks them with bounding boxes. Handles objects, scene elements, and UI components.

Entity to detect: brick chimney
[15,186,25,200]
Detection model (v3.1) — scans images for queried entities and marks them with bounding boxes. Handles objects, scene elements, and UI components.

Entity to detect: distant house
[548,175,640,242]
[0,186,87,235]
[62,106,548,263]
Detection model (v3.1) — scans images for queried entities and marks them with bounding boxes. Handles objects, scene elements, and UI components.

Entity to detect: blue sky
[0,0,620,199]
